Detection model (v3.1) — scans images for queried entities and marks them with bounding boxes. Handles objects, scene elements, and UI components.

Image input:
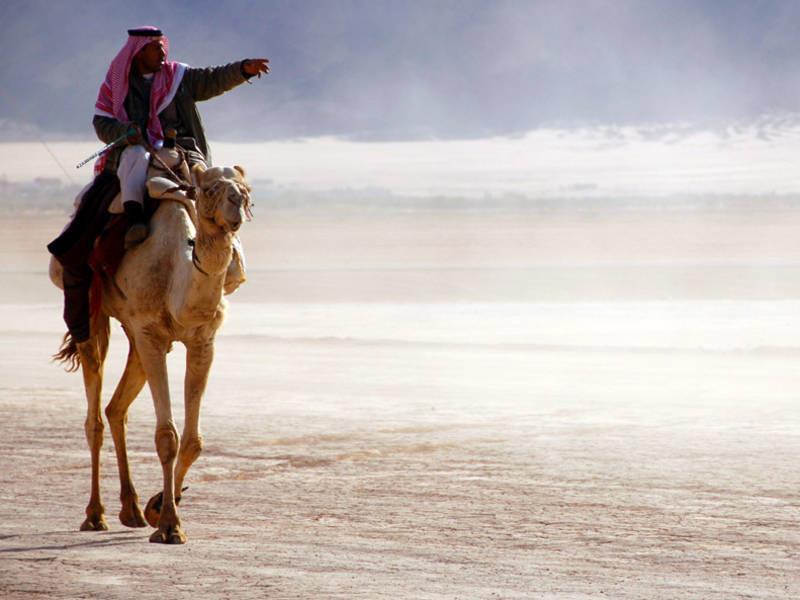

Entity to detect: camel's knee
[155,423,179,465]
[84,416,104,445]
[77,339,102,373]
[105,402,128,427]
[180,435,204,464]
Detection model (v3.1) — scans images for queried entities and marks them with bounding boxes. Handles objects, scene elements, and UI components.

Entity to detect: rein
[141,139,200,225]
[187,239,211,276]
[145,139,194,190]
[142,141,206,275]
[139,140,250,277]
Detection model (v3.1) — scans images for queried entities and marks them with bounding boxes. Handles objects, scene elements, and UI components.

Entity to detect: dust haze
[2,190,799,598]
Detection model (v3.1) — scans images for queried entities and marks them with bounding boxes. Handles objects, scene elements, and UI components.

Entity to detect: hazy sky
[3,0,800,142]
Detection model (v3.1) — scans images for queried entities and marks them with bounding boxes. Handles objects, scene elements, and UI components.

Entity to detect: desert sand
[1,206,800,599]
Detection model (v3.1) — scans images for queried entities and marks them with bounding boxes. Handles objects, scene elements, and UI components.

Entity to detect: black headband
[128,28,163,37]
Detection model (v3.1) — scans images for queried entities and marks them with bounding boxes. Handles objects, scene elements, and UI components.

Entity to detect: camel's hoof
[119,503,147,528]
[149,525,187,545]
[144,489,187,528]
[80,515,109,531]
[144,492,163,528]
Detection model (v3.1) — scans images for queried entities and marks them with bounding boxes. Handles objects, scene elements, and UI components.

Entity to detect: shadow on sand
[0,530,145,554]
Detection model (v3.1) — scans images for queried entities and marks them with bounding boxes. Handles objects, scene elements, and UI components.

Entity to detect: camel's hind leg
[174,338,214,496]
[135,332,186,544]
[78,315,110,531]
[105,329,147,528]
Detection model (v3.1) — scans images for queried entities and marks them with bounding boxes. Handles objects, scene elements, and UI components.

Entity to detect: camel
[50,162,252,544]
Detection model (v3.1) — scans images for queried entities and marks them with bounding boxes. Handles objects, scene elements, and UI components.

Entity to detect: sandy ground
[2,209,800,599]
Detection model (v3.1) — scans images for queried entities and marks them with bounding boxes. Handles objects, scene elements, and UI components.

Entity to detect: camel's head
[191,163,253,234]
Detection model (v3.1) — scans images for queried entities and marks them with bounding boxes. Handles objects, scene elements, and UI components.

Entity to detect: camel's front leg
[174,339,214,496]
[136,333,186,544]
[78,318,110,531]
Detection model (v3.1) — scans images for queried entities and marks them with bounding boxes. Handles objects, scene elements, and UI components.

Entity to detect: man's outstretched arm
[184,58,270,102]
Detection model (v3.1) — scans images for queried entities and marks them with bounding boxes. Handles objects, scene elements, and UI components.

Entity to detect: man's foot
[124,223,148,250]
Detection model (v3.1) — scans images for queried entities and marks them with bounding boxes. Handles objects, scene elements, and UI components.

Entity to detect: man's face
[135,39,166,74]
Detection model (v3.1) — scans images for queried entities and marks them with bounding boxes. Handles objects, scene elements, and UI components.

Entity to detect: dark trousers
[62,264,93,343]
[48,171,119,343]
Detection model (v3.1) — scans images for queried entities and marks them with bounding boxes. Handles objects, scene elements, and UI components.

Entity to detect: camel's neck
[195,218,233,277]
[176,217,232,325]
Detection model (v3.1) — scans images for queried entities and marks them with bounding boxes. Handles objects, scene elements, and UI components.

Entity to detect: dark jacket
[93,61,250,172]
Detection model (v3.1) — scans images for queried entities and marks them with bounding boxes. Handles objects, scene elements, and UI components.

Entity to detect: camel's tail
[53,332,80,373]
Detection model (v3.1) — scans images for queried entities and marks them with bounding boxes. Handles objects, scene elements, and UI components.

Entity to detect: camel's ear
[191,163,207,187]
[233,165,246,179]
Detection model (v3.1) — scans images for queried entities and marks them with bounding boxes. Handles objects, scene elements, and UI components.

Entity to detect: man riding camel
[48,26,268,345]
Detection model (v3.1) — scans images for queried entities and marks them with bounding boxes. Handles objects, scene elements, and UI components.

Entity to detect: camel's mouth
[212,214,238,234]
[213,214,242,235]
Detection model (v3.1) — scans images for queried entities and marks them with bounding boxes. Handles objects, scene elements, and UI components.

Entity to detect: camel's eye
[227,189,242,206]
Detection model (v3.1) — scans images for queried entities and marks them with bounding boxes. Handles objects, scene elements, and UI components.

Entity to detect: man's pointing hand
[242,58,270,79]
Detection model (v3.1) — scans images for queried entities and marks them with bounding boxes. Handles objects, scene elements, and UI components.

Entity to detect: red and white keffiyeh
[94,26,186,172]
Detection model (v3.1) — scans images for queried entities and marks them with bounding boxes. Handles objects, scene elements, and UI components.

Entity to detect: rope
[0,86,78,186]
[140,140,200,228]
[141,138,193,188]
